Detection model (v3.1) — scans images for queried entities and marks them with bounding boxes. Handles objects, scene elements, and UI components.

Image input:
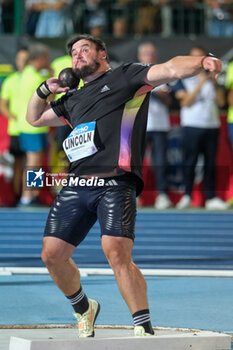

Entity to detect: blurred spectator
[172,0,205,36]
[174,46,230,210]
[113,17,127,38]
[18,43,51,206]
[160,0,175,37]
[111,0,134,36]
[0,0,3,32]
[0,48,29,204]
[51,54,84,150]
[85,0,106,36]
[225,60,233,148]
[135,0,161,35]
[138,42,173,209]
[204,0,233,37]
[29,0,74,38]
[50,54,72,175]
[51,54,72,78]
[1,0,14,33]
[135,0,203,37]
[25,0,41,36]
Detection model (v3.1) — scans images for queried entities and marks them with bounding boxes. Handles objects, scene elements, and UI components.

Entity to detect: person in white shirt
[174,45,230,210]
[138,42,173,209]
[26,0,74,38]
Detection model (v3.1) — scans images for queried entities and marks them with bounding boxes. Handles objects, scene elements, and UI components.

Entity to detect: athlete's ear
[100,50,106,59]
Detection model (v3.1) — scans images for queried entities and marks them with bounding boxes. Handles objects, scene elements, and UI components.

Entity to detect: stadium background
[0,0,233,241]
[1,2,233,349]
[1,37,233,207]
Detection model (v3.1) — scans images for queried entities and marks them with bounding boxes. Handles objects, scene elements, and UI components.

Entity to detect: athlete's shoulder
[112,62,151,71]
[110,63,151,82]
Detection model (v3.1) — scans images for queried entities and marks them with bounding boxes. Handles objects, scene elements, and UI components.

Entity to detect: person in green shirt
[51,55,72,81]
[18,43,52,206]
[50,55,72,176]
[0,47,29,203]
[50,54,84,177]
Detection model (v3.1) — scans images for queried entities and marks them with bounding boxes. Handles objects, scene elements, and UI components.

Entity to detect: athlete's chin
[73,60,86,68]
[73,67,84,75]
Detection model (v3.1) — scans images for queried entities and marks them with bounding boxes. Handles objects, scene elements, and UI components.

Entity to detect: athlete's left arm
[144,55,222,87]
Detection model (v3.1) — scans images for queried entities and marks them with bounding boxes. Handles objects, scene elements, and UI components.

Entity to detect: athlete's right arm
[26,78,69,127]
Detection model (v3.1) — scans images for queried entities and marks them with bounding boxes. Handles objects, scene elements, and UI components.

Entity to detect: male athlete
[26,34,221,337]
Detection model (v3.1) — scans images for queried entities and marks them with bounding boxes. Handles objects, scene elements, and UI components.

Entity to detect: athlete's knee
[41,237,75,267]
[102,236,133,271]
[105,246,132,272]
[41,246,60,267]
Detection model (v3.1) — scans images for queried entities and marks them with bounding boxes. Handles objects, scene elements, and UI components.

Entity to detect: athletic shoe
[134,326,155,336]
[176,195,191,209]
[205,197,231,210]
[74,298,100,337]
[155,193,173,210]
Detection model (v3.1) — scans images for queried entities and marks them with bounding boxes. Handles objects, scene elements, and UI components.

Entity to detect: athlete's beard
[73,59,100,79]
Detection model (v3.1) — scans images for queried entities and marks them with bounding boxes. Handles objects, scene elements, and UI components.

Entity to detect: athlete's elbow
[168,56,190,80]
[26,113,34,126]
[26,113,41,127]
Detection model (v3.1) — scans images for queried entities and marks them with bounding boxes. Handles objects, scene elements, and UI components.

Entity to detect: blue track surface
[0,208,233,269]
[1,274,233,335]
[1,208,233,348]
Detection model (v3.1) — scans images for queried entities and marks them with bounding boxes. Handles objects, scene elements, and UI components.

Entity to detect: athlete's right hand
[46,77,70,94]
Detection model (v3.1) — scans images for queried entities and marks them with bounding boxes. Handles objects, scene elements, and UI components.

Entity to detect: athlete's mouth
[77,60,87,65]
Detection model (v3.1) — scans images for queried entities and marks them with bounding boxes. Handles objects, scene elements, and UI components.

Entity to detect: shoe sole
[88,302,101,337]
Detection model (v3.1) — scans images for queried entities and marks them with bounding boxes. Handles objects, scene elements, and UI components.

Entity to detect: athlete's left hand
[201,57,222,79]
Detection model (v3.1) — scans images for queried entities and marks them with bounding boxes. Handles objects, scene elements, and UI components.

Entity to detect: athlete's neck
[83,63,110,84]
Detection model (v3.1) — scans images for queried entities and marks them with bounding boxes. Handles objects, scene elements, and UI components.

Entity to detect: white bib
[63,121,98,162]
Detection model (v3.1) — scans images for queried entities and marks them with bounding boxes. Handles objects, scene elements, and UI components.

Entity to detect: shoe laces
[75,312,92,333]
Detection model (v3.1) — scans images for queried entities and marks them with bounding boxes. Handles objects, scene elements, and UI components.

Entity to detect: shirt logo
[135,62,151,67]
[100,85,110,93]
[26,168,45,187]
[105,179,118,186]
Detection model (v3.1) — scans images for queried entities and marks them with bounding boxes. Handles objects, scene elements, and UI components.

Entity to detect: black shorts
[44,174,137,246]
[9,136,25,157]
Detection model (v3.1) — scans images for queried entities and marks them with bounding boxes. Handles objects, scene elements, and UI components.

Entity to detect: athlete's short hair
[66,34,109,61]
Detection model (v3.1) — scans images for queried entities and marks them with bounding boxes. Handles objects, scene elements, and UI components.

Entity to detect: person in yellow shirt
[51,54,72,152]
[50,55,83,177]
[51,55,72,79]
[18,43,52,206]
[225,61,233,148]
[48,55,72,180]
[0,47,29,203]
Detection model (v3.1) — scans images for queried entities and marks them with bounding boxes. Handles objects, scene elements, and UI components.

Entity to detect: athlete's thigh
[97,184,136,240]
[44,186,97,246]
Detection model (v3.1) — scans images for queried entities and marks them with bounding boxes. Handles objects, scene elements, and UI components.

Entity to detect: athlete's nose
[77,50,83,59]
